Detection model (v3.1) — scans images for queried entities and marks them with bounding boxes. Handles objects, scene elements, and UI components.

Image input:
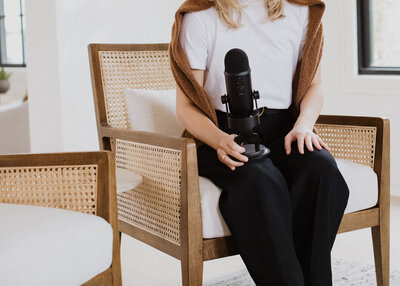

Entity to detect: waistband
[216,106,289,117]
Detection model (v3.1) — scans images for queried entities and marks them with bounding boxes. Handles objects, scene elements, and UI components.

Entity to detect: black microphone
[221,48,270,160]
[224,49,254,118]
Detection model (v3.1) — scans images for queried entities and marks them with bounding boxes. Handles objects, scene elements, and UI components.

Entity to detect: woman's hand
[284,123,329,155]
[216,133,249,171]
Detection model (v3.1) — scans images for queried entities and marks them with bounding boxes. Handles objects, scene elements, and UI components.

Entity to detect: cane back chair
[0,151,122,286]
[88,43,390,286]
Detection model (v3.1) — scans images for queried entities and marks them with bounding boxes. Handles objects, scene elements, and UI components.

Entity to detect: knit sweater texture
[169,0,325,147]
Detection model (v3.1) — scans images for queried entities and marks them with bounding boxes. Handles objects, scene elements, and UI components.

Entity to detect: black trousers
[197,109,350,286]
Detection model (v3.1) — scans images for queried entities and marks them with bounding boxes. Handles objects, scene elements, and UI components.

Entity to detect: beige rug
[205,258,400,286]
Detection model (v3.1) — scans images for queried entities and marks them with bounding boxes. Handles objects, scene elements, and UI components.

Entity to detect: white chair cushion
[200,158,378,239]
[124,88,184,137]
[0,203,113,286]
[336,159,378,213]
[116,168,143,194]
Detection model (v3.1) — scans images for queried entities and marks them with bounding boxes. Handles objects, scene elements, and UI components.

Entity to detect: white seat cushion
[0,204,113,286]
[116,168,143,194]
[200,158,378,239]
[124,88,184,137]
[335,159,378,213]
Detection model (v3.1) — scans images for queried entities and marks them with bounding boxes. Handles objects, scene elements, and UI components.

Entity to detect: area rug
[205,258,400,285]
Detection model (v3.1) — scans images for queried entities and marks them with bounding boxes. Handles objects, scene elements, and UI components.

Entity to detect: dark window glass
[358,0,400,75]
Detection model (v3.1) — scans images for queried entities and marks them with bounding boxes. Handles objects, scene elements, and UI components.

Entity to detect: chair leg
[181,257,203,286]
[371,225,390,286]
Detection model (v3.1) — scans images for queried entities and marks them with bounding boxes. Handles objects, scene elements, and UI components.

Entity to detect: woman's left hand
[284,123,329,155]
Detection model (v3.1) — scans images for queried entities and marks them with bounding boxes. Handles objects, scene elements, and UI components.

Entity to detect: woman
[170,0,349,285]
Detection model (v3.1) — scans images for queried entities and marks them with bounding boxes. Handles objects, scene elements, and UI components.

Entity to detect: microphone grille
[224,48,250,74]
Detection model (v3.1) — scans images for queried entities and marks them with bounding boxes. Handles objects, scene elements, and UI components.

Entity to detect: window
[0,0,25,67]
[357,0,400,75]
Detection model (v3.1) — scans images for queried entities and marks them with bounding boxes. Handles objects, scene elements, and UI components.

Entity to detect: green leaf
[0,67,12,80]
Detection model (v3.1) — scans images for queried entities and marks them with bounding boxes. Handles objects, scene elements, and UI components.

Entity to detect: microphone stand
[221,91,270,160]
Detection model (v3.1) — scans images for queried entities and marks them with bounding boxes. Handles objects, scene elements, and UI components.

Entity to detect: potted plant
[0,67,12,94]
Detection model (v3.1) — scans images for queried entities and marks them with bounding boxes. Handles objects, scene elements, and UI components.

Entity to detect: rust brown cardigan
[169,0,325,147]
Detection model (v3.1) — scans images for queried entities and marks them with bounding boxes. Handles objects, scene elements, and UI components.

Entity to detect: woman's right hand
[176,69,247,171]
[216,133,249,171]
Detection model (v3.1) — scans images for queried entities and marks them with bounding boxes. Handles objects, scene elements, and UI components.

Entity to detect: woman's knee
[240,158,284,182]
[304,149,338,172]
[220,159,290,218]
[236,158,268,176]
[307,150,349,201]
[227,159,286,197]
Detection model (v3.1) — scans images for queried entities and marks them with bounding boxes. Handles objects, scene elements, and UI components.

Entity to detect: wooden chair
[89,43,390,286]
[0,151,122,286]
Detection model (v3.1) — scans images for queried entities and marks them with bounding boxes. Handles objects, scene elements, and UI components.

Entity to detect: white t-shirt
[179,0,309,111]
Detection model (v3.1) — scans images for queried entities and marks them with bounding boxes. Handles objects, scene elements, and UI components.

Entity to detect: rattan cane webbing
[115,139,182,245]
[315,124,377,168]
[99,50,176,129]
[0,165,98,215]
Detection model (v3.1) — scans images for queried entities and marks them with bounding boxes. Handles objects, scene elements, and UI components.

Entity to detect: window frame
[0,0,26,68]
[357,0,400,75]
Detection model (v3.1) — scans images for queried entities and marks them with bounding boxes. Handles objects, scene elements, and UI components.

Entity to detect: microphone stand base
[243,144,270,160]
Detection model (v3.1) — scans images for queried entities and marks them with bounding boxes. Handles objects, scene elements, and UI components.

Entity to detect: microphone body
[224,69,254,118]
[221,48,270,160]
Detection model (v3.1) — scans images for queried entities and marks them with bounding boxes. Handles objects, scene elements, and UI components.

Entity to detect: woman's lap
[197,136,343,195]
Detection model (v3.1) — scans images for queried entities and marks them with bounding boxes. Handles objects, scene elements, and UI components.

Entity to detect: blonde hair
[210,0,285,29]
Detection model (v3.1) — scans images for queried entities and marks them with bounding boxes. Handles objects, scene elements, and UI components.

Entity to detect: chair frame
[0,151,122,286]
[89,43,390,286]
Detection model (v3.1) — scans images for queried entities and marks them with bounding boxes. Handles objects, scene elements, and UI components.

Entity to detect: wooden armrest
[316,114,390,208]
[0,151,117,222]
[315,115,389,168]
[100,126,201,249]
[99,126,192,151]
[317,114,389,128]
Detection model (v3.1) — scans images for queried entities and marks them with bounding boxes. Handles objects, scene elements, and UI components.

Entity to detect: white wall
[25,0,63,153]
[26,0,183,153]
[26,0,400,195]
[322,0,400,196]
